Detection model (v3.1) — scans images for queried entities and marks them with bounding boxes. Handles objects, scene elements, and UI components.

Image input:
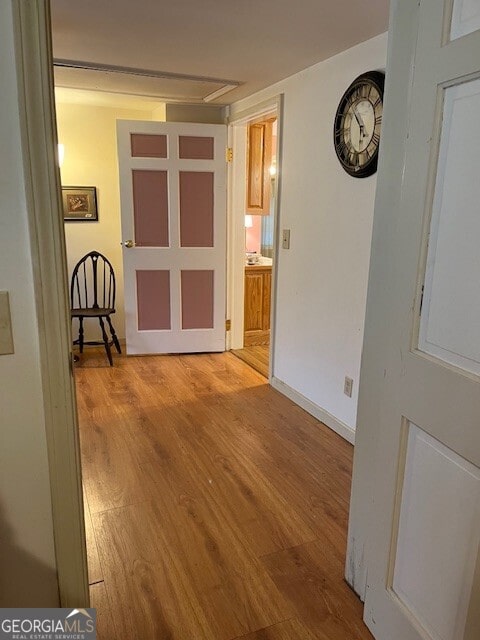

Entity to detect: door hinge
[226,147,233,163]
[419,285,424,315]
[225,319,231,331]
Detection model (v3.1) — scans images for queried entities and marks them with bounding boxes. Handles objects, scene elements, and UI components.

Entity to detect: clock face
[333,71,385,178]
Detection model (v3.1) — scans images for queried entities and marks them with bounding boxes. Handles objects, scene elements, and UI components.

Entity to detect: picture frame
[62,186,98,222]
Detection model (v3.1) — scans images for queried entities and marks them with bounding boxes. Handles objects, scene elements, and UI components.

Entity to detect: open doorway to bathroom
[231,115,277,378]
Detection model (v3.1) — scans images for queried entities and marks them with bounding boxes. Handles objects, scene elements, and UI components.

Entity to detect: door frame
[16,0,284,607]
[226,96,283,380]
[12,0,89,606]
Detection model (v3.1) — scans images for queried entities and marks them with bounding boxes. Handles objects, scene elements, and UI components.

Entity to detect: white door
[348,1,480,640]
[117,121,227,354]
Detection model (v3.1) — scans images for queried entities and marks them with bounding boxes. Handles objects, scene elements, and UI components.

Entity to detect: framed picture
[62,186,98,221]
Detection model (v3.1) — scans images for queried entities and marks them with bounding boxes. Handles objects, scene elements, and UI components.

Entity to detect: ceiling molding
[203,84,238,103]
[53,58,241,88]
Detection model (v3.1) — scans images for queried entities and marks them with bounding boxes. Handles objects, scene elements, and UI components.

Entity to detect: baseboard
[271,376,356,444]
[244,330,270,347]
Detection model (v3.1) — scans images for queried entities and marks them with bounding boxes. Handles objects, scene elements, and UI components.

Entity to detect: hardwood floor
[75,348,371,640]
[231,345,269,378]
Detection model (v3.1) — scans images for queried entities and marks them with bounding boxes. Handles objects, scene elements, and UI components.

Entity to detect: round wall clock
[333,70,385,178]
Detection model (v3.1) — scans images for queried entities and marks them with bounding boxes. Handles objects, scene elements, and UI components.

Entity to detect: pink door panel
[136,270,171,330]
[131,133,167,158]
[181,270,214,329]
[179,171,214,247]
[178,136,214,160]
[132,170,169,247]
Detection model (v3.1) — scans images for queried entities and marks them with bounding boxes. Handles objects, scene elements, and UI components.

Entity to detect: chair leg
[99,316,113,366]
[106,316,122,354]
[78,317,84,353]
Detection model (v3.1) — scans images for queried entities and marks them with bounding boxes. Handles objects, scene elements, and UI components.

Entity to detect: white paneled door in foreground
[349,1,480,640]
[117,121,227,354]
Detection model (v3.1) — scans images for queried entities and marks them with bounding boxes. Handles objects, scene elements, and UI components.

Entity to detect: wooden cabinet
[244,265,271,346]
[246,120,273,215]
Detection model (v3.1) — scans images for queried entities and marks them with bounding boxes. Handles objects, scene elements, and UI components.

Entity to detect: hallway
[76,350,372,639]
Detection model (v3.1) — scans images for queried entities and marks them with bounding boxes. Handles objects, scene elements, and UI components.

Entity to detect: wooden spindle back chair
[70,251,121,365]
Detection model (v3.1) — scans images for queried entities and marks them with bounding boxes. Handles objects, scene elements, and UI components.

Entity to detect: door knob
[122,240,135,248]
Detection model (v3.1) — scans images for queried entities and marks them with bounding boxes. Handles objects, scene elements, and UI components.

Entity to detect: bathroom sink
[245,255,273,267]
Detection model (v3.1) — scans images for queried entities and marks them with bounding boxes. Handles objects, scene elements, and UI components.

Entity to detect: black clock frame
[333,70,385,178]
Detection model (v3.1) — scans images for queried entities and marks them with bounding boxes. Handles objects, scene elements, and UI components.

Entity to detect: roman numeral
[349,88,360,104]
[359,152,369,166]
[338,141,349,158]
[360,84,369,98]
[372,132,380,146]
[375,114,382,125]
[350,151,359,166]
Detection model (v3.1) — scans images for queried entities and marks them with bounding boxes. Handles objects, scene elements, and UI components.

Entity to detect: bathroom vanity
[244,260,272,346]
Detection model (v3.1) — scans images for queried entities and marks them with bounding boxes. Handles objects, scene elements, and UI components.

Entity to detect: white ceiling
[50,0,389,105]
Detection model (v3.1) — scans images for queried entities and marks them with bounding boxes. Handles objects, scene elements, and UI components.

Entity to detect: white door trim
[346,0,420,603]
[226,121,247,351]
[226,95,284,382]
[12,0,89,607]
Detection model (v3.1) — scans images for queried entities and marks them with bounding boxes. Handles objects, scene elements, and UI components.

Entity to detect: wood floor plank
[92,494,291,640]
[90,582,115,640]
[82,488,103,584]
[261,539,373,640]
[79,404,159,514]
[179,353,353,469]
[231,345,269,378]
[148,482,293,639]
[92,502,215,640]
[158,356,352,561]
[94,364,320,558]
[128,402,318,557]
[75,350,367,640]
[233,618,317,640]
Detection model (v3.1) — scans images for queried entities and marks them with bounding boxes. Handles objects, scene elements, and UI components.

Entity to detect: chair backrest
[70,251,116,310]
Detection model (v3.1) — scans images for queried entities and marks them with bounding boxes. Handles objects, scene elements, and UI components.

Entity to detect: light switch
[282,229,291,249]
[0,291,14,355]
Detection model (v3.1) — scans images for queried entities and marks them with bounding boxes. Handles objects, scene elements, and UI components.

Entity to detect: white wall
[56,99,165,342]
[230,33,388,434]
[0,1,59,605]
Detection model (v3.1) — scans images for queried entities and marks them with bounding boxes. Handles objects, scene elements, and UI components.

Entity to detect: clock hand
[354,108,367,139]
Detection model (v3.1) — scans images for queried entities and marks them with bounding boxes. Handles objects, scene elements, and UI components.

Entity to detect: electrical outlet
[282,229,291,249]
[344,376,353,398]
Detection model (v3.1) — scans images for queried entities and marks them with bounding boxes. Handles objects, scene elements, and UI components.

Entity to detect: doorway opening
[228,106,280,379]
[55,91,168,365]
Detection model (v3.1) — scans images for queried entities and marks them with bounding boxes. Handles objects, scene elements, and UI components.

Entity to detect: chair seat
[71,307,115,318]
